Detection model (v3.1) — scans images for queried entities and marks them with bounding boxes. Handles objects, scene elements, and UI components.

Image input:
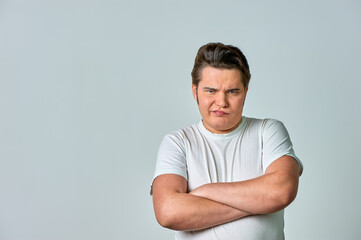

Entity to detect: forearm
[152,174,251,231]
[190,174,292,214]
[154,192,250,231]
[190,157,300,214]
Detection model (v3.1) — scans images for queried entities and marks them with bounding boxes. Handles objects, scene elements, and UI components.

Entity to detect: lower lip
[213,111,228,116]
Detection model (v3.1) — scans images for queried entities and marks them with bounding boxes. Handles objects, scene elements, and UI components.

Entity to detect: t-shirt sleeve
[262,119,303,175]
[152,132,188,183]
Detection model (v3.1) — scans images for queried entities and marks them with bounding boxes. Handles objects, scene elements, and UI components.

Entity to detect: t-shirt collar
[198,116,247,139]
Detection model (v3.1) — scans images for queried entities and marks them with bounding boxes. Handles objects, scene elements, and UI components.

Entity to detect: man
[151,42,303,240]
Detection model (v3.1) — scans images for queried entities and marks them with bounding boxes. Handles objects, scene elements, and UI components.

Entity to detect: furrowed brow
[203,87,217,91]
[227,88,241,92]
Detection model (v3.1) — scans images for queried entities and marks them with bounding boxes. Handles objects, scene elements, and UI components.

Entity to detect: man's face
[192,66,248,134]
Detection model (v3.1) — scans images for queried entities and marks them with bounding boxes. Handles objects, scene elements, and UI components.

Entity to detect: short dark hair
[191,42,251,88]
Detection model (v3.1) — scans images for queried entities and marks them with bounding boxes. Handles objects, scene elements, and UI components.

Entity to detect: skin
[152,66,301,231]
[192,66,248,134]
[190,155,300,215]
[152,174,251,231]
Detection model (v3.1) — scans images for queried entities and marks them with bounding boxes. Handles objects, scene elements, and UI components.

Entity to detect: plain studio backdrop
[1,0,360,239]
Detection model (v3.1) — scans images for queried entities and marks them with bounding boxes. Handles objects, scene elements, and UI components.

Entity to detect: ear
[242,86,248,106]
[192,84,198,101]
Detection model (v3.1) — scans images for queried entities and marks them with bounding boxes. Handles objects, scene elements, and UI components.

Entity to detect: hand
[189,184,209,198]
[189,186,199,196]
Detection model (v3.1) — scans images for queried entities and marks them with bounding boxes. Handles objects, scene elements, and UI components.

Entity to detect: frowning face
[192,66,248,134]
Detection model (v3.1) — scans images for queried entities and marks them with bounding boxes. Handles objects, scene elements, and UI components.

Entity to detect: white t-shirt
[153,116,303,240]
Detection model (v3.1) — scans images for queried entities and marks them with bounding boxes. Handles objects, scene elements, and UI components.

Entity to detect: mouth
[212,110,229,116]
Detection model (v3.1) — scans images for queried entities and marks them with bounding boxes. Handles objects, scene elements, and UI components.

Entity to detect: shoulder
[262,118,285,127]
[164,123,200,139]
[260,118,289,135]
[242,116,270,131]
[160,123,200,147]
[242,117,290,141]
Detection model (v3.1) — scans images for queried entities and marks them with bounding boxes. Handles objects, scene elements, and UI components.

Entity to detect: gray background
[1,0,360,239]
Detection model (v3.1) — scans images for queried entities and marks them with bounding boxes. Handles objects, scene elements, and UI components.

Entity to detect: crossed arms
[152,155,301,231]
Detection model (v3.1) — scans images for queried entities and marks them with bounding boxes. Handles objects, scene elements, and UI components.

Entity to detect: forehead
[199,66,243,87]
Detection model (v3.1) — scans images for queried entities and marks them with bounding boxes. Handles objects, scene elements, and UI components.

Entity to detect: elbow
[155,210,173,229]
[259,185,298,214]
[273,184,298,211]
[270,174,299,213]
[279,188,297,208]
[154,201,181,230]
[281,178,299,207]
[156,211,186,230]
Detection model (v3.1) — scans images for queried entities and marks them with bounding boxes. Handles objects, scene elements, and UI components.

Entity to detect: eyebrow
[203,87,217,91]
[227,88,241,92]
[202,87,241,91]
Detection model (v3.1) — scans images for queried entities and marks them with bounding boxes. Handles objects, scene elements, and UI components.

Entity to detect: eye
[204,88,215,93]
[228,90,239,94]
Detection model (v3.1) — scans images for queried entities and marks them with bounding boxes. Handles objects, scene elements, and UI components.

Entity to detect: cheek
[232,99,244,111]
[199,97,212,108]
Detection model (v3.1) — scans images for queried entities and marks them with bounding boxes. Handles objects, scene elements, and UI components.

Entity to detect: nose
[215,92,228,108]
